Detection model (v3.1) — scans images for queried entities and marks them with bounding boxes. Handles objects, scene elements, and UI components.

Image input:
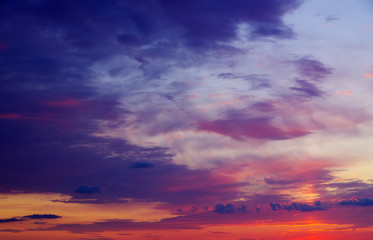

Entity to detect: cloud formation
[340,198,373,207]
[293,57,333,82]
[199,117,309,141]
[1,0,373,239]
[0,214,61,224]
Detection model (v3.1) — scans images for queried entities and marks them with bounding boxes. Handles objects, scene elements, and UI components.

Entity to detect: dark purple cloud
[0,229,23,233]
[0,0,302,64]
[213,203,248,214]
[1,0,253,207]
[0,103,244,206]
[270,201,326,212]
[290,79,324,97]
[0,214,61,224]
[159,0,302,46]
[213,203,235,214]
[24,214,61,220]
[0,218,23,224]
[0,132,244,206]
[293,57,333,82]
[339,198,373,207]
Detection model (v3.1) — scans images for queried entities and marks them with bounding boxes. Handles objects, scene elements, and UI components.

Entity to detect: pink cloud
[364,71,373,78]
[198,118,309,141]
[333,90,353,98]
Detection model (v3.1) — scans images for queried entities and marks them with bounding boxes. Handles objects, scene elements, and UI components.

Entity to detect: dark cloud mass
[340,198,373,207]
[213,203,235,214]
[0,218,23,224]
[270,202,326,212]
[24,214,61,220]
[158,0,302,46]
[0,214,61,224]
[1,0,263,207]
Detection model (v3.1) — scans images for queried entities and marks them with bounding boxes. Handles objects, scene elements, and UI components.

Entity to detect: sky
[1,0,373,239]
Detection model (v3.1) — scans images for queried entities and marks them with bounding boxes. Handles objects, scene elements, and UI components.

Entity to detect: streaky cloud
[199,117,309,141]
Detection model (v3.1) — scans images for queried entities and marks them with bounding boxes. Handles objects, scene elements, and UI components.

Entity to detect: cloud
[199,117,309,141]
[326,180,368,190]
[0,218,23,224]
[339,198,373,207]
[322,180,373,200]
[0,214,61,224]
[212,203,248,214]
[24,214,61,220]
[158,0,302,47]
[213,203,235,214]
[270,202,326,212]
[290,79,324,97]
[264,167,333,185]
[293,57,333,82]
[39,219,203,233]
[0,113,244,206]
[250,22,295,39]
[31,205,360,234]
[0,229,23,233]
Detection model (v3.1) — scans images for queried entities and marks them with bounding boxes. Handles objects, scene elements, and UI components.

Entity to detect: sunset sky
[1,0,373,239]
